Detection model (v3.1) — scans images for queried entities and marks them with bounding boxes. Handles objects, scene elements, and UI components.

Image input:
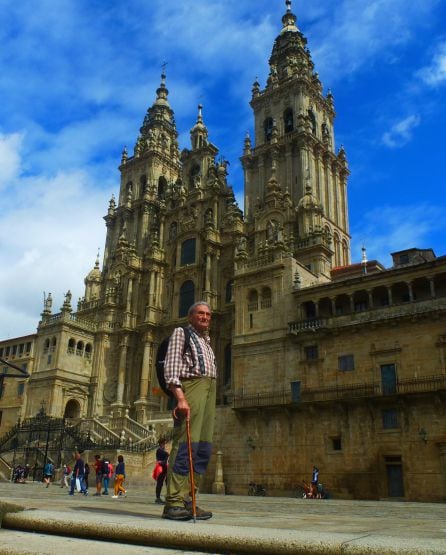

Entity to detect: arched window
[260,287,272,309]
[284,108,294,133]
[225,280,234,303]
[179,281,195,318]
[264,117,273,142]
[181,238,196,266]
[248,290,258,312]
[308,109,317,134]
[158,176,167,200]
[76,341,84,356]
[67,338,75,355]
[224,344,232,387]
[50,337,57,352]
[43,338,50,354]
[85,343,92,359]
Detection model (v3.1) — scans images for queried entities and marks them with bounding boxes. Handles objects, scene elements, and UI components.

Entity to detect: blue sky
[1,0,445,338]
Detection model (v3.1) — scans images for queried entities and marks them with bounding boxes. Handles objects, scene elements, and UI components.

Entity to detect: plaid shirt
[164,325,217,387]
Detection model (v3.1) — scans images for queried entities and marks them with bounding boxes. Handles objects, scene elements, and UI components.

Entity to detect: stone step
[0,529,206,554]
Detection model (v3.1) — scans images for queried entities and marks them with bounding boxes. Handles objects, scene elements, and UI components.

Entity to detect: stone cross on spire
[286,0,292,12]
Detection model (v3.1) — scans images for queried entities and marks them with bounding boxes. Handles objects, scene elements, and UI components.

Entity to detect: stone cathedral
[1,2,445,501]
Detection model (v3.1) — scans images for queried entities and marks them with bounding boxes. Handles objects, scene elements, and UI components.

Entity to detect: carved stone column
[212,450,226,494]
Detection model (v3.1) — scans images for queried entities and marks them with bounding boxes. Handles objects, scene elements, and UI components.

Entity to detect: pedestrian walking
[101,457,111,495]
[60,464,71,488]
[69,452,88,496]
[112,455,126,498]
[154,438,169,504]
[93,454,103,496]
[43,461,54,488]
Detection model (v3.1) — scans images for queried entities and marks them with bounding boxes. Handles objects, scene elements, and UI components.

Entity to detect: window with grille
[305,345,319,361]
[180,238,196,266]
[338,354,355,372]
[382,409,398,429]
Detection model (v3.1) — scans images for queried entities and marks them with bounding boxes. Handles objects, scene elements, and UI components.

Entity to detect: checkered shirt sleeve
[164,326,217,387]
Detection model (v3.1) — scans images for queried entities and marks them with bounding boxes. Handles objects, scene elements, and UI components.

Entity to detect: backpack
[102,461,110,476]
[156,327,195,397]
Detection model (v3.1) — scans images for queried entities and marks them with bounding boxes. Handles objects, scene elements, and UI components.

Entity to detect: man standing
[162,301,217,521]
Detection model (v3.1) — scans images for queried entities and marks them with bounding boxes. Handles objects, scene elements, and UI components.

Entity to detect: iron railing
[233,373,446,409]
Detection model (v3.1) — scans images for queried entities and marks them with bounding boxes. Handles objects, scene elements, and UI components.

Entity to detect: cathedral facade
[1,2,445,501]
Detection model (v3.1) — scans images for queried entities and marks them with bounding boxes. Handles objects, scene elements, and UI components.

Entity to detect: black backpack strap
[181,326,195,368]
[188,329,206,375]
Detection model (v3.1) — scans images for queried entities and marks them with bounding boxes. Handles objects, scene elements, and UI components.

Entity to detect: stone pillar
[116,336,129,405]
[212,450,225,494]
[429,278,436,298]
[439,443,446,501]
[387,286,393,305]
[406,281,414,302]
[139,337,152,400]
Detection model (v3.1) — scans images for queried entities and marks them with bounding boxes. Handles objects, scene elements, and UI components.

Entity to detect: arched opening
[85,343,92,359]
[181,238,196,266]
[264,117,273,142]
[67,338,75,354]
[353,290,368,312]
[64,399,81,419]
[158,176,167,200]
[248,289,258,312]
[308,109,317,134]
[260,287,272,309]
[179,280,195,318]
[190,164,201,190]
[283,108,294,133]
[76,341,84,356]
[225,280,234,303]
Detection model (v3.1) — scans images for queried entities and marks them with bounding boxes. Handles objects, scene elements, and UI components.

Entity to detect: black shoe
[162,506,192,521]
[184,502,213,520]
[155,497,165,504]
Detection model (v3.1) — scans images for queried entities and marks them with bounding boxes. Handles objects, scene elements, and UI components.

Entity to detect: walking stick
[185,417,196,523]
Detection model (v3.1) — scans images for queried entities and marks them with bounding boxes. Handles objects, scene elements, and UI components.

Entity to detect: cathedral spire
[190,103,209,150]
[281,0,299,34]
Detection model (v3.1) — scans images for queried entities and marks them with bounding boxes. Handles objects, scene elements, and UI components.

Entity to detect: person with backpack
[43,461,54,488]
[101,457,111,495]
[161,301,217,521]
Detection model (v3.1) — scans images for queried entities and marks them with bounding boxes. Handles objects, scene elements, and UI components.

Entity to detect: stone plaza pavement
[0,480,445,554]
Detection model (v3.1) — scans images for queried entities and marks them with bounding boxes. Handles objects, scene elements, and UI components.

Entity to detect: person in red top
[93,454,103,496]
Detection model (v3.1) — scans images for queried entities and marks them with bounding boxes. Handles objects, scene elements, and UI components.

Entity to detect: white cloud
[0,132,23,189]
[417,41,446,86]
[0,169,109,338]
[351,203,446,266]
[381,114,421,148]
[308,0,439,83]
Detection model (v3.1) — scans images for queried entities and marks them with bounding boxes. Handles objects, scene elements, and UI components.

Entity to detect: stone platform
[0,481,445,554]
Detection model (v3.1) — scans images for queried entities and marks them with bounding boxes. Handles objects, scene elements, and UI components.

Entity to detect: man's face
[189,304,211,333]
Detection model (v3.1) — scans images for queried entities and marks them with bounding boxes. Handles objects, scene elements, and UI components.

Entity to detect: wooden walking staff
[186,417,197,523]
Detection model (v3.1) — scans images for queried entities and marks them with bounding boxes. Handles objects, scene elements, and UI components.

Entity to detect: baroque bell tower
[242,0,350,275]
